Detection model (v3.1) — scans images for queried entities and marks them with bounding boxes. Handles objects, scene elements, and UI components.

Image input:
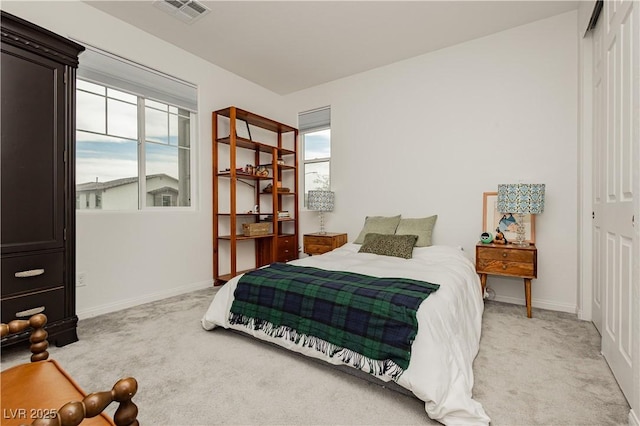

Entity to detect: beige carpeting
[1,287,630,425]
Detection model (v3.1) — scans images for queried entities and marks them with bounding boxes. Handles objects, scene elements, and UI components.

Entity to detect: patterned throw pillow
[358,233,418,259]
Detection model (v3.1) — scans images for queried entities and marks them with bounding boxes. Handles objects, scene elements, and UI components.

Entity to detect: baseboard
[630,409,639,426]
[76,279,214,320]
[492,294,577,315]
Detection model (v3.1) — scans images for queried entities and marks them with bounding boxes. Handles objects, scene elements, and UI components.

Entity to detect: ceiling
[85,1,578,95]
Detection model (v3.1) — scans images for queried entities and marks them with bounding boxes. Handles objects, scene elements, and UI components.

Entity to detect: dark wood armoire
[1,11,84,346]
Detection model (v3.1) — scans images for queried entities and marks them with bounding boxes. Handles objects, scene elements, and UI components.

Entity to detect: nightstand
[303,232,348,255]
[475,243,538,318]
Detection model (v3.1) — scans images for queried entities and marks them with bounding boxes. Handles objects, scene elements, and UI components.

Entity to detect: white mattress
[202,243,490,425]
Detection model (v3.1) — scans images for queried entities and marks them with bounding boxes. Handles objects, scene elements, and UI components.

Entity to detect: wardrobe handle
[16,306,45,318]
[15,269,45,278]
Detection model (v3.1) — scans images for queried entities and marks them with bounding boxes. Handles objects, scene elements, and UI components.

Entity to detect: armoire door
[0,43,66,254]
[591,0,638,407]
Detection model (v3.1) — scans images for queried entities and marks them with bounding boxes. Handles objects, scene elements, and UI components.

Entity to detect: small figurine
[494,227,508,245]
[480,232,493,244]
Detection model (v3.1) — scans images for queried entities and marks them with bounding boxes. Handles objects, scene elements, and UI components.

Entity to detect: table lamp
[497,183,545,247]
[307,190,334,235]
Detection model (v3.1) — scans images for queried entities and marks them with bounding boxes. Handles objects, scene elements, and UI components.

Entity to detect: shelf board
[261,191,296,196]
[215,107,297,133]
[217,171,273,180]
[216,136,296,156]
[218,234,275,240]
[263,164,295,170]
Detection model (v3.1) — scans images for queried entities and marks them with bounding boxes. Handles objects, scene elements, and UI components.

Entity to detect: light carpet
[0,287,630,425]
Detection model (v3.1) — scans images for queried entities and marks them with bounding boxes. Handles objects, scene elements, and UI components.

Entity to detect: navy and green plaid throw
[229,263,440,378]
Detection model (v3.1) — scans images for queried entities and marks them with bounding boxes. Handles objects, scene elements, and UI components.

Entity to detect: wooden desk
[303,233,347,255]
[475,243,538,318]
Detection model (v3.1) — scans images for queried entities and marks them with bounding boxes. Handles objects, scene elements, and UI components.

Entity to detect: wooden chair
[1,314,139,426]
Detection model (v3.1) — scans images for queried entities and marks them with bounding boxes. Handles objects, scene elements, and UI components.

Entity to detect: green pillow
[358,233,418,259]
[395,215,437,247]
[353,215,401,244]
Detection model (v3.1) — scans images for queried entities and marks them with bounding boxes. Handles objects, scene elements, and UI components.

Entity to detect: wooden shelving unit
[213,106,299,285]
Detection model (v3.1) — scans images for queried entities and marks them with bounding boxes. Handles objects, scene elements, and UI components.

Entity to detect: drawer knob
[15,269,45,278]
[502,252,507,258]
[502,264,508,270]
[16,306,45,318]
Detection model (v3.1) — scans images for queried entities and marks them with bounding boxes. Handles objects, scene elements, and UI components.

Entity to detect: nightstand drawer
[476,258,535,277]
[305,236,334,255]
[303,233,348,255]
[476,247,534,263]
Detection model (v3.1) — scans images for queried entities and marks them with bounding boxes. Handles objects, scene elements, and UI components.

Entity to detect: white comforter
[202,244,490,425]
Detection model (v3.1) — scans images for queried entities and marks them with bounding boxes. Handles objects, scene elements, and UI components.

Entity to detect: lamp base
[318,211,327,235]
[512,213,528,247]
[510,241,530,247]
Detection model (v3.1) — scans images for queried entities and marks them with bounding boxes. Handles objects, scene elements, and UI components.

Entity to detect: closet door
[592,0,638,406]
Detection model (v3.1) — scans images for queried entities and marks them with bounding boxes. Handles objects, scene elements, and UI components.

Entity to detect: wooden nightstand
[476,243,538,318]
[303,233,348,255]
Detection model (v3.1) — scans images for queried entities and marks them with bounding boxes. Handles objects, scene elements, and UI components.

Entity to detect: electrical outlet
[76,271,87,287]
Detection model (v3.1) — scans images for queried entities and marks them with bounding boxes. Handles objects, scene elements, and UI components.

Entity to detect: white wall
[2,2,580,316]
[287,11,579,313]
[2,1,297,318]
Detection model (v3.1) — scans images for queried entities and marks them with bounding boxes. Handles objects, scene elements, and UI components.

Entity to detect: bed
[202,236,490,425]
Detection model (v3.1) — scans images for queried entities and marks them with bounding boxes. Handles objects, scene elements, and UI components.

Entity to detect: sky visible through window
[76,80,187,185]
[303,129,330,161]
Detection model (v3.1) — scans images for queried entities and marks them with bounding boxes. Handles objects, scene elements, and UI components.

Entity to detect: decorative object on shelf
[308,190,334,235]
[480,232,493,244]
[483,191,536,244]
[496,183,545,247]
[255,166,269,177]
[242,222,270,237]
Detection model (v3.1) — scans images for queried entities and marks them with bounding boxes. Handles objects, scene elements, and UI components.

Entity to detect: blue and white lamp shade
[307,190,335,212]
[497,184,545,214]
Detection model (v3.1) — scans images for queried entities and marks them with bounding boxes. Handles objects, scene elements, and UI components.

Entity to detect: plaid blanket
[229,263,440,377]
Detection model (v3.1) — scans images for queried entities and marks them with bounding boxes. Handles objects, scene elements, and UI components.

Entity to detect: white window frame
[299,107,331,207]
[74,44,198,212]
[302,127,331,194]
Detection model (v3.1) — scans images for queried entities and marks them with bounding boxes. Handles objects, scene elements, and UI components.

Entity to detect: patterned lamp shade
[307,190,335,212]
[497,184,545,214]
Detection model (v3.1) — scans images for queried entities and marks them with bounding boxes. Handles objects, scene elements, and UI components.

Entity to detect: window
[299,107,331,203]
[75,45,197,210]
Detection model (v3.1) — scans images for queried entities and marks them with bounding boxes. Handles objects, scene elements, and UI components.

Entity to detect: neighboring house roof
[77,174,176,192]
[147,186,179,195]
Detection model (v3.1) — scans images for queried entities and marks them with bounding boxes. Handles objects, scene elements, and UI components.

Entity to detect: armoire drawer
[1,252,64,297]
[1,287,65,323]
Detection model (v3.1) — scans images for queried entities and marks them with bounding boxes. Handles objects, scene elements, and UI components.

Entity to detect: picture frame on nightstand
[482,191,535,244]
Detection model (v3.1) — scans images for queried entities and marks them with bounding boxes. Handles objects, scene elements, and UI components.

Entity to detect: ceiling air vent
[153,0,211,24]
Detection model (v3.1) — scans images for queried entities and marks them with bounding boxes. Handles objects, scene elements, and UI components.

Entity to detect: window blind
[76,44,198,112]
[298,106,330,132]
